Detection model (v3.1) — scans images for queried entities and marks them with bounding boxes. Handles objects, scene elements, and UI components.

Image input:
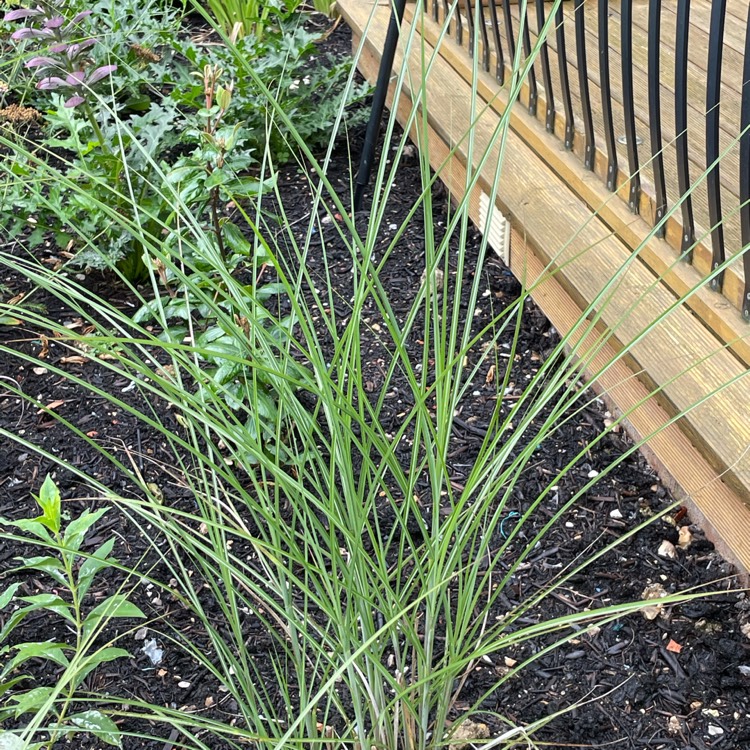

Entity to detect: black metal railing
[421,0,750,318]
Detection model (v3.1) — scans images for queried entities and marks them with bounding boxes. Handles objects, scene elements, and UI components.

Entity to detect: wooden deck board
[340,0,750,513]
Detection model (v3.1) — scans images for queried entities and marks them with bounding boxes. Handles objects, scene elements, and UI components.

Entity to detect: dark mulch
[1,17,749,750]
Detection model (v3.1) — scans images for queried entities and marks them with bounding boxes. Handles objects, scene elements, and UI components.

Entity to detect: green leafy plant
[203,0,301,41]
[0,476,144,748]
[133,64,307,460]
[174,20,370,162]
[0,2,185,277]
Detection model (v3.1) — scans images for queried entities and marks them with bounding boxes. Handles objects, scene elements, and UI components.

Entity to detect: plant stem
[210,186,227,262]
[83,104,109,154]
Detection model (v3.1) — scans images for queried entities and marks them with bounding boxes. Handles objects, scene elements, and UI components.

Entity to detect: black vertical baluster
[536,0,555,132]
[574,0,594,169]
[706,0,726,290]
[502,0,517,65]
[456,0,464,44]
[675,0,694,260]
[478,0,491,71]
[648,0,667,236]
[520,1,538,115]
[489,0,505,84]
[465,0,476,56]
[621,0,641,213]
[599,0,618,190]
[433,0,439,22]
[740,4,750,318]
[443,0,452,34]
[556,2,575,150]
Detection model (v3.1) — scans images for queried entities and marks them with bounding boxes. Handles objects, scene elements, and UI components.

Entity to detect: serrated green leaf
[82,596,145,641]
[36,475,61,534]
[77,538,116,599]
[68,710,121,747]
[62,507,108,552]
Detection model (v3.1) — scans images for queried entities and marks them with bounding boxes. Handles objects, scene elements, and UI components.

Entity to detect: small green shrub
[174,21,370,162]
[0,476,143,748]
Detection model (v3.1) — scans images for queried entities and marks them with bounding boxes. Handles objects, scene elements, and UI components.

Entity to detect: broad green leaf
[255,282,286,301]
[1,597,74,641]
[82,596,145,641]
[0,583,21,610]
[62,507,108,552]
[3,518,53,543]
[77,538,117,599]
[68,710,121,747]
[0,732,24,750]
[77,647,131,683]
[3,642,69,675]
[10,685,55,717]
[0,676,29,700]
[204,167,229,190]
[36,475,61,534]
[12,557,67,587]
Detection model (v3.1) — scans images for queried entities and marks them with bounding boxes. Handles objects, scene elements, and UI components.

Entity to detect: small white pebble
[178,681,191,689]
[609,509,623,520]
[658,540,676,559]
[587,469,599,478]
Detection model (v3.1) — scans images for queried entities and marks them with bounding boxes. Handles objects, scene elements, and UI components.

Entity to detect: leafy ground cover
[1,4,749,750]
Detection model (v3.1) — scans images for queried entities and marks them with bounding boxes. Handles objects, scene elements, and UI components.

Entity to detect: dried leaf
[37,399,64,414]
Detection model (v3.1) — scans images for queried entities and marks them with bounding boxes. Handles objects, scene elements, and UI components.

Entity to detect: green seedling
[0,475,144,748]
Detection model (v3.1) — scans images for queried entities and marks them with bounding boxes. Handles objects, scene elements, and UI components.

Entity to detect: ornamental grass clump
[0,1,741,748]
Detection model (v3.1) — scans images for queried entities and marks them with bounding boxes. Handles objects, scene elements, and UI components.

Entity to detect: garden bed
[1,12,750,750]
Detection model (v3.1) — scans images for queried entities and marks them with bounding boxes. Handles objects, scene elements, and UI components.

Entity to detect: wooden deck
[339,0,750,573]
[511,0,748,308]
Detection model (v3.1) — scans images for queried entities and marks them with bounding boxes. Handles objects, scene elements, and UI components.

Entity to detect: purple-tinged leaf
[3,8,43,22]
[43,15,64,29]
[11,27,53,40]
[70,10,93,24]
[65,70,85,86]
[37,76,67,90]
[87,64,117,85]
[67,38,96,59]
[25,56,58,70]
[63,10,93,32]
[49,42,68,53]
[64,95,85,108]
